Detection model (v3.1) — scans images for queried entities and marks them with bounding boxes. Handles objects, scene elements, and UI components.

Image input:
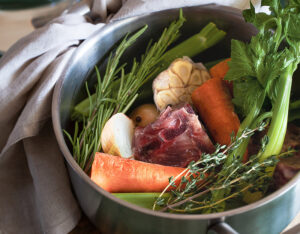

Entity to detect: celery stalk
[260,64,294,161]
[225,91,266,166]
[73,94,96,119]
[113,193,170,210]
[158,22,226,69]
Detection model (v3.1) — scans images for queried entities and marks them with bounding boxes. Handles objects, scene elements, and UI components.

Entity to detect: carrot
[209,58,231,78]
[208,59,248,161]
[209,58,233,95]
[191,77,248,161]
[91,152,185,193]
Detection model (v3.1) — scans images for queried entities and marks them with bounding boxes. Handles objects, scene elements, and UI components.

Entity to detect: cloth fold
[0,6,104,234]
[0,1,270,234]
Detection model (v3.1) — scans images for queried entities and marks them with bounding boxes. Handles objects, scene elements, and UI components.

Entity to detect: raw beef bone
[133,104,215,167]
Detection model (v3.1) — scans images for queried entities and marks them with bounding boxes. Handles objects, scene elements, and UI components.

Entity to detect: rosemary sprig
[65,12,186,171]
[153,123,295,213]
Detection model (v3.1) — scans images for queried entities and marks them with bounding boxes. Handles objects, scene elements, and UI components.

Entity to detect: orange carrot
[91,152,185,193]
[191,77,240,148]
[209,58,233,95]
[208,60,248,161]
[209,58,231,78]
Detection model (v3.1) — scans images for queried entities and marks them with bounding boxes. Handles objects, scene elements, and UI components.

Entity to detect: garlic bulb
[101,113,134,159]
[153,57,211,111]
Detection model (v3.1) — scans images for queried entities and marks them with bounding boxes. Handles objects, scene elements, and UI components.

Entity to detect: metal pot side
[52,5,300,234]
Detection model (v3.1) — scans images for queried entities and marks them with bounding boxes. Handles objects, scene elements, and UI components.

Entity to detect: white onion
[100,113,134,159]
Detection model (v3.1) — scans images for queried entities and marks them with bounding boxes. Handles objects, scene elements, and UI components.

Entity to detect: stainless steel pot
[52,5,300,234]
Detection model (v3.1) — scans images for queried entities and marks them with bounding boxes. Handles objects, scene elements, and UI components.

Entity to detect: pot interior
[52,4,300,233]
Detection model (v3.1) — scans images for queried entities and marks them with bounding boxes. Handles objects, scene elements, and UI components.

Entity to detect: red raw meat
[133,104,215,167]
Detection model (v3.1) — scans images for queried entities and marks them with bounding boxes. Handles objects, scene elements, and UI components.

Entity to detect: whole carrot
[191,77,240,148]
[91,152,185,193]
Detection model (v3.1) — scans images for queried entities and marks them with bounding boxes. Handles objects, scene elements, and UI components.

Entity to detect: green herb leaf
[225,40,255,81]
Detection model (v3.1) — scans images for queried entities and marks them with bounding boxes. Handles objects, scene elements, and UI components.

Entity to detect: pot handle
[207,221,239,234]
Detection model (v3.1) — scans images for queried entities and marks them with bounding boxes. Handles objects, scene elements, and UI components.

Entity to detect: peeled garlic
[101,113,134,159]
[153,57,211,111]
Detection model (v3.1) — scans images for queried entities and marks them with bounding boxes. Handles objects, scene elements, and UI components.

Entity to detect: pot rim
[52,4,300,220]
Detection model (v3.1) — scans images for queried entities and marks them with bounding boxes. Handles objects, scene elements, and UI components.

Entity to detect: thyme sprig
[153,123,295,213]
[64,12,186,171]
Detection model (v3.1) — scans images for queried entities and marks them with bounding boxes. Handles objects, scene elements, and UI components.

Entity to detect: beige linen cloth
[0,0,282,234]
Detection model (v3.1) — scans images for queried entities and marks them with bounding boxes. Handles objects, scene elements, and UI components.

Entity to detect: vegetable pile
[66,0,300,214]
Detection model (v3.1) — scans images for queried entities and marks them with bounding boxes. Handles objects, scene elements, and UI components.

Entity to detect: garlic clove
[169,72,184,88]
[153,70,170,91]
[170,59,193,85]
[155,90,178,110]
[101,113,134,159]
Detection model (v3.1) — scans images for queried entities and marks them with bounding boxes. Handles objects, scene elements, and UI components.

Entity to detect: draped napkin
[0,0,275,234]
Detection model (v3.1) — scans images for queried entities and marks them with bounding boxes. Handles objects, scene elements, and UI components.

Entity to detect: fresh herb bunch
[153,123,295,213]
[64,12,186,171]
[207,0,300,211]
[225,0,300,163]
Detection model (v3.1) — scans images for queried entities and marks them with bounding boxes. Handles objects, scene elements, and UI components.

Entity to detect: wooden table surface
[0,2,69,51]
[1,5,300,234]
